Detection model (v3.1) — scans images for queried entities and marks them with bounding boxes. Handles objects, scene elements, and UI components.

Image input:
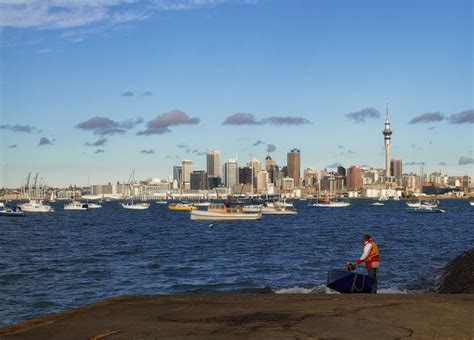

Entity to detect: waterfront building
[347,165,363,191]
[224,159,239,189]
[181,160,193,188]
[206,151,221,178]
[281,176,295,192]
[265,155,275,172]
[304,168,318,187]
[337,166,346,177]
[190,171,208,190]
[287,148,301,187]
[256,170,268,193]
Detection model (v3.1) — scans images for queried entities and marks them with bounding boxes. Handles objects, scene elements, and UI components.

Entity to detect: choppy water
[1,199,473,326]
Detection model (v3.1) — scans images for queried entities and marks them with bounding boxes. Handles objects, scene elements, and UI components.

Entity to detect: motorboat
[64,201,89,211]
[311,198,351,207]
[191,203,262,221]
[261,201,297,215]
[327,269,377,293]
[156,200,168,205]
[242,204,263,213]
[18,200,54,213]
[194,201,211,207]
[168,202,196,211]
[0,206,25,217]
[469,201,474,206]
[121,202,150,210]
[86,202,102,209]
[370,202,384,207]
[406,200,438,208]
[408,206,446,213]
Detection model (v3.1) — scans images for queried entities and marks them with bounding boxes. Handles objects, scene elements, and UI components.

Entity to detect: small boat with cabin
[64,201,89,211]
[168,202,196,211]
[191,203,262,221]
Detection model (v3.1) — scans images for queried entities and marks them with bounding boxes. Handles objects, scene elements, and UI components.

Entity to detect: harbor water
[1,199,473,326]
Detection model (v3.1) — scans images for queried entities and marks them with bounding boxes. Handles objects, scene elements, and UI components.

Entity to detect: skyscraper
[347,165,362,191]
[206,151,220,178]
[390,158,403,184]
[190,170,208,190]
[224,159,239,189]
[382,102,392,178]
[173,166,182,188]
[181,160,193,187]
[287,148,301,187]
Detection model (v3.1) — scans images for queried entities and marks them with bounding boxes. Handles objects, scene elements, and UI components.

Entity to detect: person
[355,234,380,293]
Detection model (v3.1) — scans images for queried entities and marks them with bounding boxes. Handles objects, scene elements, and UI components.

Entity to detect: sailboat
[121,169,150,210]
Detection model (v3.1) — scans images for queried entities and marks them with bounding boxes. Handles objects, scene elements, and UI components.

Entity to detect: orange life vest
[364,240,380,269]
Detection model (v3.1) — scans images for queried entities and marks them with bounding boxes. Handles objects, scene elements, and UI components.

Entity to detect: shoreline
[1,294,473,339]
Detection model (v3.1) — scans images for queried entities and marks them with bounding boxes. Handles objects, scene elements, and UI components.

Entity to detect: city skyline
[1,0,473,187]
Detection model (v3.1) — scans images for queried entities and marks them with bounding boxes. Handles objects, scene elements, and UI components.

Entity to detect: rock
[438,248,474,294]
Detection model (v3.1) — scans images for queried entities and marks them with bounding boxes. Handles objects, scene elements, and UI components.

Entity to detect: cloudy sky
[0,0,472,187]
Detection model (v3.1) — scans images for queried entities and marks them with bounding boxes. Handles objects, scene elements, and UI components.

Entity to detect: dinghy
[327,269,377,293]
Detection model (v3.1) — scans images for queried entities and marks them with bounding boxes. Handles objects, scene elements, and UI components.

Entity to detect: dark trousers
[367,268,377,293]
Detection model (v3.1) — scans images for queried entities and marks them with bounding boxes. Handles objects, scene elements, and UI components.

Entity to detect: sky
[0,0,473,187]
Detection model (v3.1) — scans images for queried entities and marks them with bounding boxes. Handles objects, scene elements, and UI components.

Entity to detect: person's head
[362,234,372,242]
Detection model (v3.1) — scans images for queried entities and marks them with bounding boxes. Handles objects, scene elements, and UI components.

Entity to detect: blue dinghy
[327,269,376,293]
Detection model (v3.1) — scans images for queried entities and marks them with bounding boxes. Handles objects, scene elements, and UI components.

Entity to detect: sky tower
[383,101,392,178]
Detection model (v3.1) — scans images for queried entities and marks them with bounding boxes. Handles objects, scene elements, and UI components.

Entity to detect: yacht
[370,202,384,207]
[406,200,438,208]
[64,201,88,211]
[168,202,196,211]
[408,205,446,213]
[261,201,297,215]
[311,198,351,207]
[18,200,54,213]
[191,203,262,221]
[121,202,150,210]
[469,201,474,206]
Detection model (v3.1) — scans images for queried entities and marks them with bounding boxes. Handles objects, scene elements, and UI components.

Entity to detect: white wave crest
[273,285,328,294]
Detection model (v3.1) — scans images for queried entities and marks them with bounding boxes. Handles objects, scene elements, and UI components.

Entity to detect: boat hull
[18,201,54,213]
[121,203,150,210]
[327,269,376,293]
[261,208,297,215]
[190,210,262,221]
[312,202,351,207]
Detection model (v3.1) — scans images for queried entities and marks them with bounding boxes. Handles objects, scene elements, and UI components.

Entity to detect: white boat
[406,200,438,208]
[408,206,446,213]
[18,200,54,213]
[49,191,56,203]
[0,207,26,217]
[191,203,262,221]
[64,201,88,211]
[242,204,263,213]
[121,202,150,210]
[261,201,297,215]
[311,199,351,207]
[194,201,211,207]
[81,194,103,200]
[370,202,384,207]
[469,201,474,206]
[156,200,168,205]
[86,202,102,209]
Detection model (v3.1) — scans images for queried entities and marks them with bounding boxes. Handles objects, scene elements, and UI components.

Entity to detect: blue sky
[1,0,472,187]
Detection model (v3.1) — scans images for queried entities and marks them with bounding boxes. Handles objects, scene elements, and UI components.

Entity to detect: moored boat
[408,206,446,213]
[18,200,54,213]
[469,201,474,206]
[370,202,384,207]
[87,202,102,209]
[0,206,26,217]
[406,200,438,208]
[190,203,262,221]
[64,201,89,211]
[312,198,350,207]
[121,202,150,210]
[168,202,196,211]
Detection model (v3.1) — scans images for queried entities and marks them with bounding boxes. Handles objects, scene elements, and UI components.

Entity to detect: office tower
[206,151,220,178]
[382,102,392,178]
[181,160,193,187]
[347,165,363,191]
[390,158,402,184]
[287,148,301,187]
[265,155,275,171]
[208,176,222,190]
[337,166,346,177]
[239,167,253,184]
[173,166,182,188]
[190,171,208,190]
[224,159,239,188]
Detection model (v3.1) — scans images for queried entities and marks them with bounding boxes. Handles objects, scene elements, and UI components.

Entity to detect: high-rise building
[208,176,222,190]
[347,165,363,191]
[287,148,301,187]
[382,103,392,178]
[337,166,346,177]
[190,170,208,190]
[239,167,253,185]
[247,157,261,172]
[265,155,275,172]
[390,158,402,184]
[173,166,182,188]
[181,160,193,187]
[224,159,239,189]
[206,151,221,178]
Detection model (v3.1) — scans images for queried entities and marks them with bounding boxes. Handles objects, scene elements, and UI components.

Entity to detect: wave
[273,285,413,294]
